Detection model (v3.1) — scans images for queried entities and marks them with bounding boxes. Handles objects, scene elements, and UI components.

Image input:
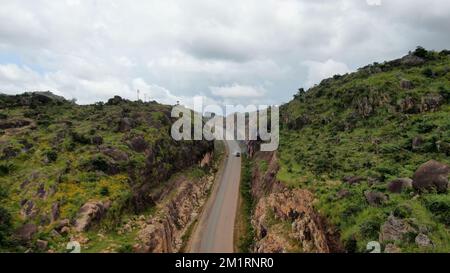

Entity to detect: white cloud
[210,84,266,98]
[132,78,181,105]
[303,59,351,87]
[0,0,449,106]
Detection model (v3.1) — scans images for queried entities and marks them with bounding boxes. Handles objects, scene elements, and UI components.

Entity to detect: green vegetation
[237,156,256,252]
[277,48,450,252]
[0,92,213,252]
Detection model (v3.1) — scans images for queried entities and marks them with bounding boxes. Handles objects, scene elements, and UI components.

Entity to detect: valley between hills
[0,47,449,253]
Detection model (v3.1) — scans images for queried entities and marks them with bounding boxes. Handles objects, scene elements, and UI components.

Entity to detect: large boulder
[343,176,364,185]
[14,223,37,242]
[364,191,388,206]
[387,178,413,193]
[415,233,432,248]
[412,136,423,151]
[412,160,449,193]
[400,54,425,66]
[419,94,443,113]
[400,79,413,90]
[384,243,401,253]
[74,201,109,232]
[55,219,70,232]
[0,119,31,130]
[102,147,129,162]
[91,135,103,145]
[397,97,418,114]
[129,136,149,153]
[118,118,135,132]
[36,239,48,251]
[51,202,60,222]
[336,189,351,199]
[379,215,414,243]
[20,200,39,220]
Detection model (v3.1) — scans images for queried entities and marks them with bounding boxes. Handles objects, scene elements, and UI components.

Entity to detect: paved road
[190,140,242,253]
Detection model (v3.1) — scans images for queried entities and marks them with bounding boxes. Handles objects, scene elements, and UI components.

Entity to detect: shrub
[360,219,382,239]
[117,244,133,253]
[0,163,14,176]
[90,156,110,173]
[45,150,58,163]
[422,68,434,78]
[344,236,357,253]
[0,207,12,245]
[413,46,428,58]
[439,49,450,56]
[100,186,110,196]
[438,85,450,102]
[71,131,91,145]
[424,195,450,225]
[393,204,413,219]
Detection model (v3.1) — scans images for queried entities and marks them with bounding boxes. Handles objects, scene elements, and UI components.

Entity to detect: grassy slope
[278,49,450,252]
[0,95,212,252]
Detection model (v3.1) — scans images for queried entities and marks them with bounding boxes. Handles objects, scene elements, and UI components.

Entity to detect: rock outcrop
[134,174,215,253]
[379,215,414,242]
[14,223,37,242]
[412,160,449,193]
[249,151,341,253]
[387,178,412,193]
[129,136,149,153]
[253,189,331,253]
[74,201,110,232]
[0,119,32,130]
[364,191,388,206]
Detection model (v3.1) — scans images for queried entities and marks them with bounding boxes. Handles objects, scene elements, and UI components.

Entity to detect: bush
[90,156,110,173]
[413,46,428,58]
[439,49,450,56]
[341,203,364,219]
[71,131,91,145]
[117,244,133,253]
[393,204,412,219]
[238,157,255,252]
[422,68,434,78]
[344,236,357,253]
[45,150,58,163]
[438,86,450,102]
[0,163,14,176]
[424,195,450,225]
[0,207,12,245]
[100,186,110,196]
[360,219,381,239]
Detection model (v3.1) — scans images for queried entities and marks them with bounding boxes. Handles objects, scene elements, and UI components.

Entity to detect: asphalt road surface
[190,140,242,253]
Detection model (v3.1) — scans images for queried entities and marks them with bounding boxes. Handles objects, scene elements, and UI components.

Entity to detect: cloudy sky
[0,0,449,107]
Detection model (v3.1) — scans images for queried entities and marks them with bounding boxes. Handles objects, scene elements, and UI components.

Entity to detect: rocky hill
[246,47,449,253]
[0,92,217,252]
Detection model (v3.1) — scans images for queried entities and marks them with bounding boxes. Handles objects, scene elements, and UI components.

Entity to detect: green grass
[275,48,450,252]
[237,156,256,252]
[0,93,214,252]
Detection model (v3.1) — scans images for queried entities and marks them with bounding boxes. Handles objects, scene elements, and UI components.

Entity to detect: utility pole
[137,89,140,101]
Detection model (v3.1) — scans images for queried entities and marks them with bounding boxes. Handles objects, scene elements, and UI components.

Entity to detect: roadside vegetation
[236,155,255,252]
[277,48,450,252]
